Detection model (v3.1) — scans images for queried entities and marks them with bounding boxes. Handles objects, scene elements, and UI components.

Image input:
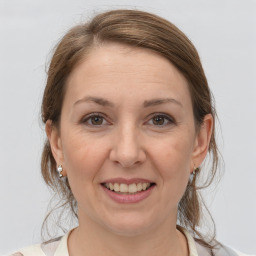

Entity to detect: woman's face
[48,43,211,236]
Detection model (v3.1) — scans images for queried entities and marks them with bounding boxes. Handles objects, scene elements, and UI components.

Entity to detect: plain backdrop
[0,0,255,254]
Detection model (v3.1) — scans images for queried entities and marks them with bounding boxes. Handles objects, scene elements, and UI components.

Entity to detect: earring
[192,166,199,175]
[57,165,63,178]
[189,166,199,183]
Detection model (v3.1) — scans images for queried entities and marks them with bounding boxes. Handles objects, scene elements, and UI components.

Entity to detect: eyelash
[81,112,175,128]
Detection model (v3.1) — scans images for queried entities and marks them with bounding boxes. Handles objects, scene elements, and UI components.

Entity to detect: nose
[109,124,146,168]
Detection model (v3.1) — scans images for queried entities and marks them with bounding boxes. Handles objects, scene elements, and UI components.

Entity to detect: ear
[45,120,66,176]
[191,114,213,171]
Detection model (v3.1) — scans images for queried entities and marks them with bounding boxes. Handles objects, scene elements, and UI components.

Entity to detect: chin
[102,214,156,237]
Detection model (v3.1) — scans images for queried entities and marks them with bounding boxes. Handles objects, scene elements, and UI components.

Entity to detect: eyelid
[80,112,176,127]
[146,113,176,127]
[81,112,110,126]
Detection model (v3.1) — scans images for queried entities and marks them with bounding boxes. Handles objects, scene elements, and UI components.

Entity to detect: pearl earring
[189,166,199,183]
[192,166,199,175]
[57,165,64,178]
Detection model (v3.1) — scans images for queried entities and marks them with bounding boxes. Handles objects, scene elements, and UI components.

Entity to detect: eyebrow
[74,96,115,107]
[143,98,183,108]
[74,96,183,108]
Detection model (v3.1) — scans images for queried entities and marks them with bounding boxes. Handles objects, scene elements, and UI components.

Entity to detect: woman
[11,9,248,256]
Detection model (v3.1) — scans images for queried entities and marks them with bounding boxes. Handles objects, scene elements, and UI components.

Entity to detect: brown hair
[41,9,220,250]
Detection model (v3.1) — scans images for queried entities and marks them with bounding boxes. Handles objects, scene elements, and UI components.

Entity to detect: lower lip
[101,185,155,204]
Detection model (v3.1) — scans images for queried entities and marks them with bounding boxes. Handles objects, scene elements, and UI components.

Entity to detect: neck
[68,212,188,256]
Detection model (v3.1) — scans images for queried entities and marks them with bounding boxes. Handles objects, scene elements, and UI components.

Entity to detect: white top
[8,227,252,256]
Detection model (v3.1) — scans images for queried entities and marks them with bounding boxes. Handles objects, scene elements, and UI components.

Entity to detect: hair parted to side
[41,9,220,250]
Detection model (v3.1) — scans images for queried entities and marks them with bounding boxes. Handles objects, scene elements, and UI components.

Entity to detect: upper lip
[101,178,155,185]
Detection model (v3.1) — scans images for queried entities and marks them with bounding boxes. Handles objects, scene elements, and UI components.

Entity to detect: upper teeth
[104,183,151,193]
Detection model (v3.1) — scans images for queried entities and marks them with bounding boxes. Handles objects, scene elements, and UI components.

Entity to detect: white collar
[54,227,198,256]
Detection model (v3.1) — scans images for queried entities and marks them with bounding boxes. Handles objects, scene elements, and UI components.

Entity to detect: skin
[46,43,213,256]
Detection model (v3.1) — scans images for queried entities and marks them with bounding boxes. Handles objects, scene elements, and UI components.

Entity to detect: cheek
[150,134,193,198]
[61,129,108,181]
[60,130,111,212]
[155,135,193,173]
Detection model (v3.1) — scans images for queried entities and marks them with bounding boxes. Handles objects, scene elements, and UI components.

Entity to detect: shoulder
[195,240,254,256]
[8,243,45,256]
[8,237,62,256]
[177,226,252,256]
[7,229,70,256]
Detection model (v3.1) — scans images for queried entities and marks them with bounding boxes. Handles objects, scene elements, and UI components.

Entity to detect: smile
[101,180,156,203]
[102,182,154,194]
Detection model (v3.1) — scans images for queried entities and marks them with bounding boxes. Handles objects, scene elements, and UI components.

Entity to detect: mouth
[101,182,156,194]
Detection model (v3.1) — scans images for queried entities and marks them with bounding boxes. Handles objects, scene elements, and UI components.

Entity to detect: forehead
[65,43,191,108]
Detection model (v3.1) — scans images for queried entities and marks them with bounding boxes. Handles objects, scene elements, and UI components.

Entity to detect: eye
[147,114,175,127]
[82,113,108,126]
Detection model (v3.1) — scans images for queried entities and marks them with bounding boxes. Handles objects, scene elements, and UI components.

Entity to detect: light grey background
[0,0,255,254]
